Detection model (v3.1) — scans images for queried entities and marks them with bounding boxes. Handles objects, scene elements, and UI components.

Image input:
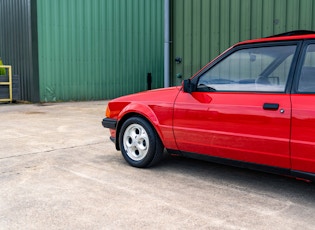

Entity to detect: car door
[291,42,315,174]
[173,43,299,169]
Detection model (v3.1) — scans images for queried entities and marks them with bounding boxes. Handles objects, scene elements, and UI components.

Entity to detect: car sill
[167,149,315,182]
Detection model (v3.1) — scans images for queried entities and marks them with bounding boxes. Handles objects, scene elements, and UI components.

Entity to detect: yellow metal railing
[0,65,13,102]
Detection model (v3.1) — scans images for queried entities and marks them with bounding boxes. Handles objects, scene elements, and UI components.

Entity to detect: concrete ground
[0,101,315,230]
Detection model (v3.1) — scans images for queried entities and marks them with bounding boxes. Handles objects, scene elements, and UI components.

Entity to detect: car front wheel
[119,117,163,168]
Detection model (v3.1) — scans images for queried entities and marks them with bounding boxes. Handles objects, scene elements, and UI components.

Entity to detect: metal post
[164,0,170,87]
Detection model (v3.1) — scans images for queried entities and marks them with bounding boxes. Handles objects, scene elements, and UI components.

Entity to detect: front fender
[116,102,176,150]
[118,102,160,131]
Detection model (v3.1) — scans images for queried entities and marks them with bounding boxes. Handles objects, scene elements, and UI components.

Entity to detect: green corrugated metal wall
[172,0,315,85]
[37,0,164,101]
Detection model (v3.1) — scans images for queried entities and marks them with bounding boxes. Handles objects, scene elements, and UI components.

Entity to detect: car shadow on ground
[154,153,315,203]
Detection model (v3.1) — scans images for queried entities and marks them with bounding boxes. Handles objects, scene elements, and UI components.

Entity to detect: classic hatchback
[102,31,315,181]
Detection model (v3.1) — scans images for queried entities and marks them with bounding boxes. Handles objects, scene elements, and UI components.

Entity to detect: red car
[102,31,315,182]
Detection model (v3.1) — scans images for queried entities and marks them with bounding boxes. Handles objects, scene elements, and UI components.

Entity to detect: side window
[298,44,315,93]
[198,45,297,92]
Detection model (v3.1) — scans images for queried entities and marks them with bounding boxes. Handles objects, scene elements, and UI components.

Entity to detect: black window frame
[191,40,303,94]
[291,40,315,94]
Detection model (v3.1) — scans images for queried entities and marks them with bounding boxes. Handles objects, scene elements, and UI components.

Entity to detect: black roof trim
[266,30,315,38]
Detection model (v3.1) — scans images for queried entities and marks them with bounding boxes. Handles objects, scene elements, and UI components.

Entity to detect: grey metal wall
[0,0,39,102]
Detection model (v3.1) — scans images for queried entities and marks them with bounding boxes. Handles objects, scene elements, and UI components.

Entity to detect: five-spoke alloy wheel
[119,117,163,168]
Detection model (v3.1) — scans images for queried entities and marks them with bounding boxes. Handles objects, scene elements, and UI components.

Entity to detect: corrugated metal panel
[37,0,164,101]
[0,0,39,102]
[172,0,315,85]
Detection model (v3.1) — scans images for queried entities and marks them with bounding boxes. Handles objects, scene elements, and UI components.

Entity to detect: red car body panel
[107,87,181,150]
[237,34,315,46]
[173,91,291,168]
[103,32,315,181]
[291,94,315,174]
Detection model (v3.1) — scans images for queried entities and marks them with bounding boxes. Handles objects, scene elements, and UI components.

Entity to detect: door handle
[263,103,279,110]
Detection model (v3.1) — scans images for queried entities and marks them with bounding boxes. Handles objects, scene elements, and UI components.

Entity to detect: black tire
[119,117,164,168]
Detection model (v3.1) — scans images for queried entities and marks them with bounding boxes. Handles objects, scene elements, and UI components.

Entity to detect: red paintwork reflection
[107,87,181,150]
[291,94,315,173]
[173,91,291,168]
[104,33,315,178]
[106,86,315,175]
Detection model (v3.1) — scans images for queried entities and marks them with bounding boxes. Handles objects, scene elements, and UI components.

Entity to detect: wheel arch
[115,109,164,151]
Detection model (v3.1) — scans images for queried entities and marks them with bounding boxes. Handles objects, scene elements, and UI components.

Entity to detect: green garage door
[171,0,315,86]
[37,0,164,101]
